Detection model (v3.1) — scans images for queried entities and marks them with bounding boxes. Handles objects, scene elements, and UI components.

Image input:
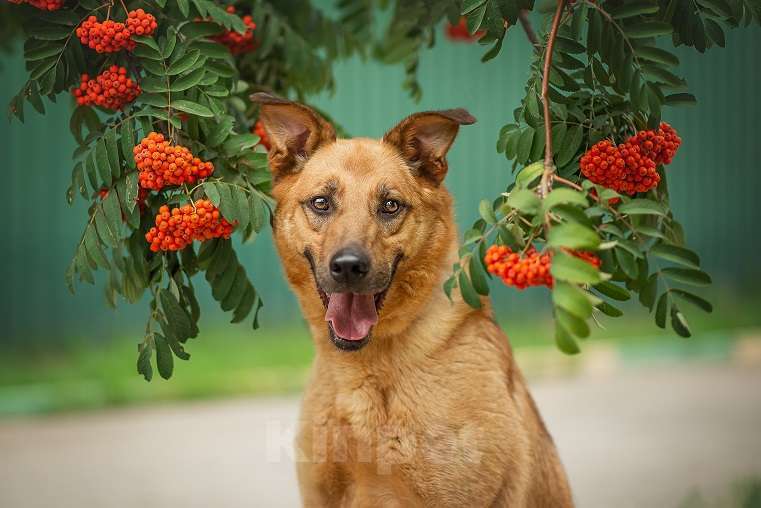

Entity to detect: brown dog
[253,93,574,507]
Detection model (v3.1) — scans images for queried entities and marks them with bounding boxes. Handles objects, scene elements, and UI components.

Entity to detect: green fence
[1,23,760,343]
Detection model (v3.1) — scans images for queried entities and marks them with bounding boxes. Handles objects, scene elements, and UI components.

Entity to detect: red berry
[145,199,235,252]
[76,10,157,53]
[71,67,141,110]
[580,139,660,195]
[134,132,215,191]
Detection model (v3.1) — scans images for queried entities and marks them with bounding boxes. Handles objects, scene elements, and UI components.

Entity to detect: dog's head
[252,93,475,351]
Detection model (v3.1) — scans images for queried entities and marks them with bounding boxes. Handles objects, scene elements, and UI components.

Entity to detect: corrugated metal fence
[1,23,760,342]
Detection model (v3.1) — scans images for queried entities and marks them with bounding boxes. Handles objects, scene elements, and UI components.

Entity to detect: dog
[252,93,574,507]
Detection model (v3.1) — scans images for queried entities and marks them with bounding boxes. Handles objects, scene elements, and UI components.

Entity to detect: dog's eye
[381,199,401,215]
[310,196,331,213]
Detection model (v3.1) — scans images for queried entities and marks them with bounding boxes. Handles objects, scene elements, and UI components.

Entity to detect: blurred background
[1,7,761,508]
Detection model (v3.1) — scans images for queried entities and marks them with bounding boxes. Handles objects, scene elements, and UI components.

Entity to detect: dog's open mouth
[316,289,390,350]
[305,250,400,351]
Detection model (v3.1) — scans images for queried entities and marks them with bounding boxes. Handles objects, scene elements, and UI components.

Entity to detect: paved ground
[1,363,760,508]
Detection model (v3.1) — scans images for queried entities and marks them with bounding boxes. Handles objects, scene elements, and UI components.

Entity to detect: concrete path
[1,363,760,508]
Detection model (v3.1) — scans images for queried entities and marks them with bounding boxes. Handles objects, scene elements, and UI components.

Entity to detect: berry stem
[539,0,566,200]
[553,175,583,191]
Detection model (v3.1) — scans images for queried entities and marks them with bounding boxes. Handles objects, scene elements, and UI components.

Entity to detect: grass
[1,292,760,416]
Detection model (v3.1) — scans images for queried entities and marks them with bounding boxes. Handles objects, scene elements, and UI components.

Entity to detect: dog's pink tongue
[325,293,378,341]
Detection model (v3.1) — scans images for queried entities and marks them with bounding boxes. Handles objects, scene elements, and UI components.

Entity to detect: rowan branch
[539,0,567,200]
[518,9,541,52]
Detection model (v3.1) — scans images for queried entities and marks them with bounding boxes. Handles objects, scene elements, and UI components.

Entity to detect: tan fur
[255,95,574,507]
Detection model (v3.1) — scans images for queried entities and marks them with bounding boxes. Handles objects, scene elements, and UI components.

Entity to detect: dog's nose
[329,248,370,284]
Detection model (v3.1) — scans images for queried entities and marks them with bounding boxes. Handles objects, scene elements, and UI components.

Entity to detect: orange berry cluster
[9,0,64,10]
[627,122,682,166]
[580,123,682,195]
[484,245,601,290]
[133,132,214,191]
[71,66,141,110]
[145,201,234,252]
[253,120,271,151]
[580,139,660,195]
[213,6,257,55]
[485,245,553,290]
[76,9,157,53]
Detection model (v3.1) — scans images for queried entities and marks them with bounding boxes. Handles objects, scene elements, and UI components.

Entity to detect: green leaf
[468,254,490,296]
[231,285,256,323]
[176,0,190,17]
[615,247,639,279]
[650,244,700,269]
[618,199,666,216]
[597,301,624,317]
[223,133,259,155]
[515,161,544,187]
[204,182,221,206]
[556,125,583,167]
[594,281,631,301]
[478,199,497,224]
[167,50,201,75]
[555,36,586,53]
[101,192,122,242]
[206,116,233,147]
[137,342,153,382]
[542,188,588,211]
[670,289,713,313]
[154,334,174,380]
[94,205,118,248]
[655,292,669,328]
[553,282,593,318]
[95,139,112,186]
[83,226,109,269]
[507,189,540,214]
[461,0,487,15]
[625,21,673,38]
[643,65,684,87]
[665,93,697,107]
[661,267,712,286]
[671,306,691,337]
[216,183,238,223]
[547,223,600,250]
[555,321,580,355]
[132,35,160,52]
[221,266,247,311]
[551,251,603,284]
[159,288,193,340]
[636,46,680,67]
[458,270,482,309]
[232,187,250,231]
[172,100,214,118]
[609,1,660,17]
[171,67,206,92]
[516,127,535,164]
[639,273,658,310]
[180,21,222,40]
[120,122,136,169]
[556,307,590,338]
[104,128,121,179]
[704,18,725,47]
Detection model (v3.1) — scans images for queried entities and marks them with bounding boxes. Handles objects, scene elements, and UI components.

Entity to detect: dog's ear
[383,109,476,185]
[250,93,336,179]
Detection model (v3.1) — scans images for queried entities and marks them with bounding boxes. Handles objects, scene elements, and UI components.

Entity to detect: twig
[554,175,583,191]
[518,10,541,52]
[538,0,567,200]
